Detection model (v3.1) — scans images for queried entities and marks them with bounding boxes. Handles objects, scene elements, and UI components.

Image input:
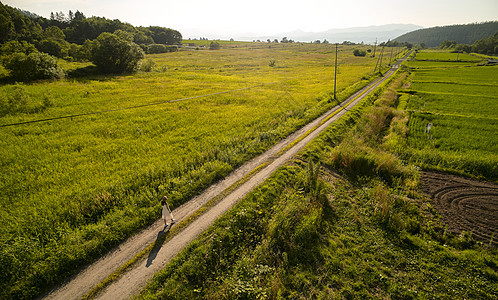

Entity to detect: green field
[402,63,498,180]
[140,166,497,299]
[0,42,396,298]
[138,70,498,299]
[413,50,483,62]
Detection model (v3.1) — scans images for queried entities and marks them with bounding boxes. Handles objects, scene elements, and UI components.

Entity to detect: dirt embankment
[421,171,498,246]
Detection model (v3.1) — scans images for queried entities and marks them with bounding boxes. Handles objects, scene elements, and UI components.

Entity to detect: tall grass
[324,72,416,186]
[0,42,383,298]
[138,67,497,299]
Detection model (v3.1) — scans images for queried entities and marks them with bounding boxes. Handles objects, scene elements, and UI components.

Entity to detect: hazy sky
[4,0,498,37]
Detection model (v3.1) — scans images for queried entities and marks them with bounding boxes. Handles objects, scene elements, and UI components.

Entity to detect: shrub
[353,49,366,57]
[0,83,30,114]
[146,44,178,54]
[140,58,156,72]
[165,45,178,52]
[209,41,221,50]
[4,51,65,82]
[146,44,166,54]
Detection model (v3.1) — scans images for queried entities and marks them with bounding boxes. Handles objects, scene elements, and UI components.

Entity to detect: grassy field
[398,55,498,180]
[413,50,483,62]
[138,69,497,299]
[0,42,398,298]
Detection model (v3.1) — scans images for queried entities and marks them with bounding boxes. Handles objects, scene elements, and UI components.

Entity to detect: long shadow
[146,226,170,267]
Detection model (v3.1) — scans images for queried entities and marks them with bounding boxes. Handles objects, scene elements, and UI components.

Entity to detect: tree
[472,32,498,55]
[44,26,66,40]
[439,40,457,49]
[0,2,43,43]
[91,32,144,73]
[148,26,182,44]
[37,39,69,57]
[38,26,69,57]
[455,43,472,53]
[394,21,498,48]
[134,30,154,44]
[64,16,128,44]
[0,11,15,43]
[74,10,86,21]
[75,39,97,61]
[114,29,134,42]
[0,40,36,55]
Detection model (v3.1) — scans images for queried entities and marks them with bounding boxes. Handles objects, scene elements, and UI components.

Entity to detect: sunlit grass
[0,42,386,299]
[138,68,497,300]
[401,62,498,180]
[414,50,482,62]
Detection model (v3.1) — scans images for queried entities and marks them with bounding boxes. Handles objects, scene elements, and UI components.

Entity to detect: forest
[0,2,182,80]
[0,3,181,45]
[394,21,498,49]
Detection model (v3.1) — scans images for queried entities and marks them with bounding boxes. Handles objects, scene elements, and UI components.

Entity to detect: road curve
[43,52,410,300]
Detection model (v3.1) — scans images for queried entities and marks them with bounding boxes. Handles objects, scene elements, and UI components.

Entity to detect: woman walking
[161,196,175,227]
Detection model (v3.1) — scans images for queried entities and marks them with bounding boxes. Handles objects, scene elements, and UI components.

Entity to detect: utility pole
[388,46,394,66]
[374,46,385,75]
[379,46,385,76]
[334,43,338,100]
[372,38,377,57]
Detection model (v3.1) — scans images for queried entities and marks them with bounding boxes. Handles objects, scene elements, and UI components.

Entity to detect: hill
[272,24,423,44]
[189,24,422,44]
[393,21,498,47]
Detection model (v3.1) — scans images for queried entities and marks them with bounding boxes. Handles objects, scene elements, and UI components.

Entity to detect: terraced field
[403,50,498,246]
[404,60,498,180]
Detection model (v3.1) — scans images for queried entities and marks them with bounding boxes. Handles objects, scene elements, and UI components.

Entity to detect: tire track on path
[43,53,409,300]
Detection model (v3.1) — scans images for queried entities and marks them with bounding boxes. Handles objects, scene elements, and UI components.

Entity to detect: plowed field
[421,171,498,246]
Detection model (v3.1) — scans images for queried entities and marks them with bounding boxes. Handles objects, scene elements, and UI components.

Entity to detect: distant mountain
[393,21,498,47]
[237,24,423,44]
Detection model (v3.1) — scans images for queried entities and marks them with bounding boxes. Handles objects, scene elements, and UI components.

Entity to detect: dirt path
[43,56,408,300]
[421,171,498,246]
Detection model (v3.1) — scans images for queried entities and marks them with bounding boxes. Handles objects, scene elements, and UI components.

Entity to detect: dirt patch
[421,170,498,246]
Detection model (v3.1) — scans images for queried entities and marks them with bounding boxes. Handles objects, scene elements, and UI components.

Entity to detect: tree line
[0,3,182,81]
[439,32,498,55]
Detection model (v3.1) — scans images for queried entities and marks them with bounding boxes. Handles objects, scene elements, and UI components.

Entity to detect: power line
[0,79,292,128]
